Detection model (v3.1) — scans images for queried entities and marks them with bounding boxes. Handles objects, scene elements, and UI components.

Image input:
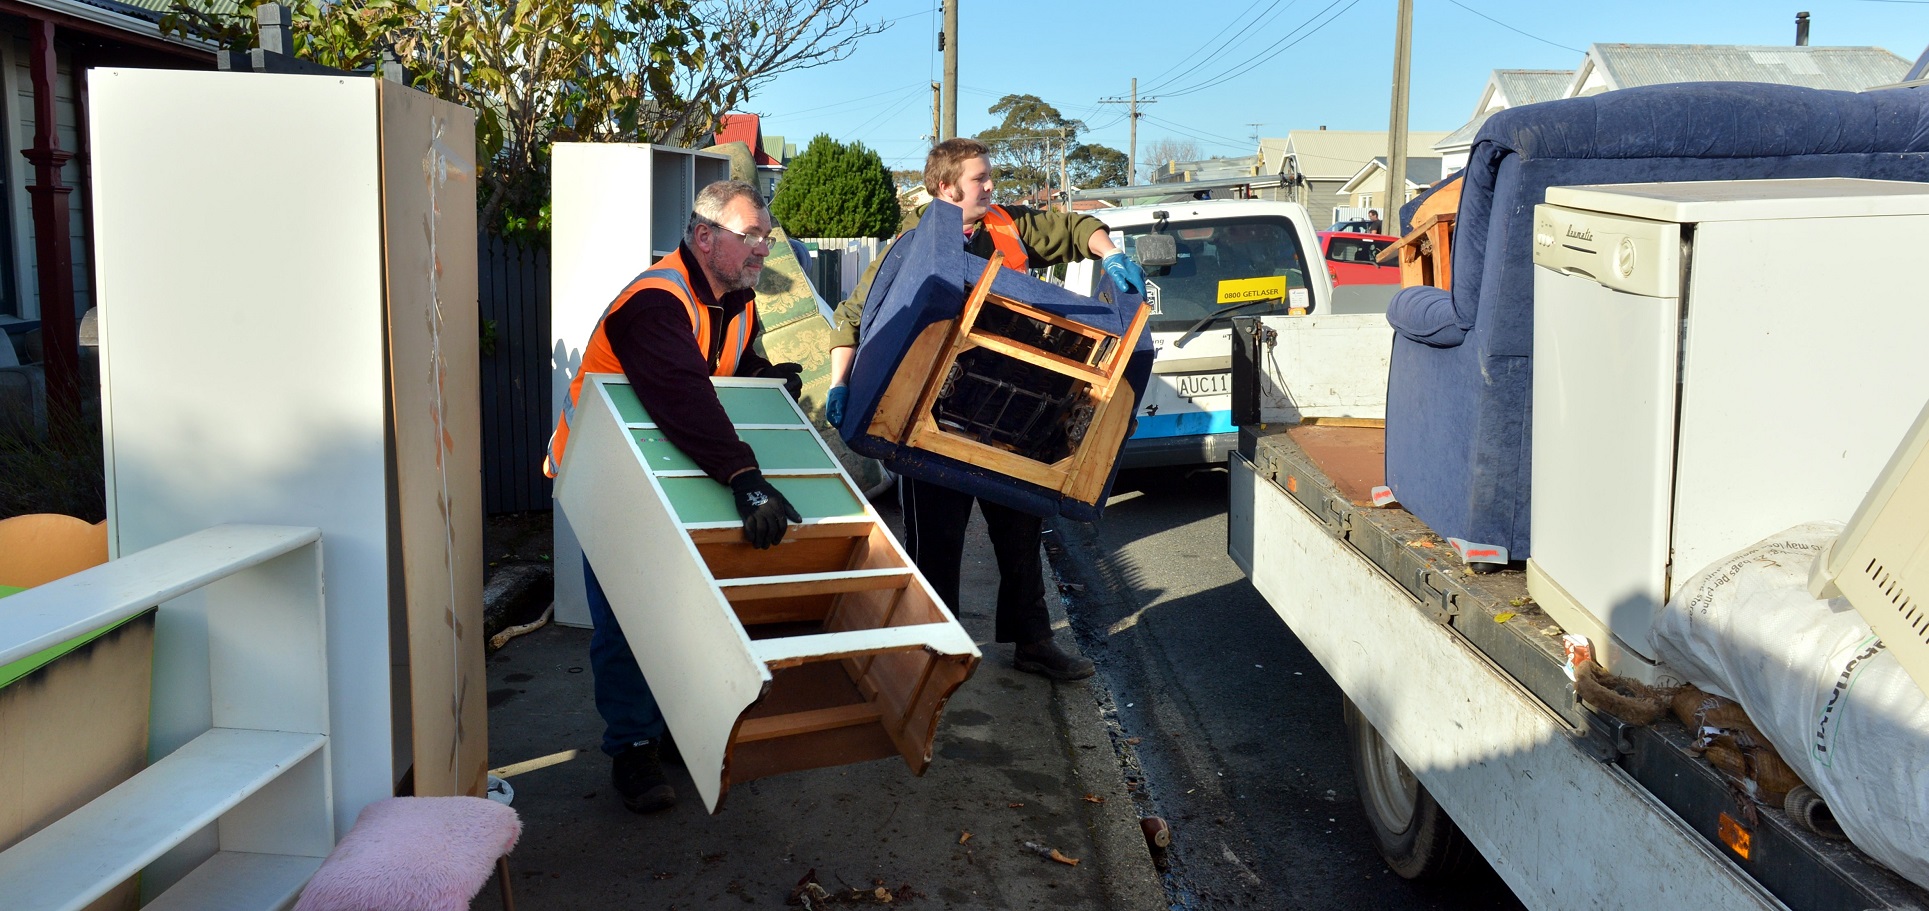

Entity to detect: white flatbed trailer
[1227,371,1929,911]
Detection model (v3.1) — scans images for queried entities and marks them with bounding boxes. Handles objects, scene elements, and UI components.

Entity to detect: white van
[1060,198,1391,467]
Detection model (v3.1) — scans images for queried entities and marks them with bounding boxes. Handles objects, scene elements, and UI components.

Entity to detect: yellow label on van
[1216,276,1288,306]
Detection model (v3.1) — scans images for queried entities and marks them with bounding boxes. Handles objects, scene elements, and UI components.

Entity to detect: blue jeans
[584,556,666,756]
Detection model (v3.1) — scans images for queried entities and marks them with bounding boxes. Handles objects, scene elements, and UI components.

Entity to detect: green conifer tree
[770,134,900,238]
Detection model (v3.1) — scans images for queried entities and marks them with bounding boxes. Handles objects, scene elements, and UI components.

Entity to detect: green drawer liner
[661,475,865,524]
[605,382,802,428]
[604,383,653,424]
[632,428,835,473]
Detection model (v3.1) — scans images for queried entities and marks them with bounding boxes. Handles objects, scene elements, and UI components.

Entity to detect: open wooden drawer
[555,375,979,812]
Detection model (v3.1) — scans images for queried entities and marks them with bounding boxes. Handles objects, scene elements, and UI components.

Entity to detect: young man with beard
[820,138,1145,682]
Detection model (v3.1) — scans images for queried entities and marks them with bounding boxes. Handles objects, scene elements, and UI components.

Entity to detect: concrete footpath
[470,505,1168,910]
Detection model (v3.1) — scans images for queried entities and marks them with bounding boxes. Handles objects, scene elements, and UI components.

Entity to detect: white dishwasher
[1527,178,1929,682]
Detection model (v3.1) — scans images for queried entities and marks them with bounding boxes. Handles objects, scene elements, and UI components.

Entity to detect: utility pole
[1059,127,1070,211]
[931,81,941,140]
[1098,78,1156,182]
[941,0,958,140]
[1386,0,1413,224]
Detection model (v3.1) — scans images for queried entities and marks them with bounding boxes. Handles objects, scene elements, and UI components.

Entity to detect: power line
[1137,0,1293,96]
[847,85,930,139]
[1141,114,1252,151]
[1159,0,1364,99]
[775,82,926,118]
[1143,0,1320,97]
[1443,0,1582,53]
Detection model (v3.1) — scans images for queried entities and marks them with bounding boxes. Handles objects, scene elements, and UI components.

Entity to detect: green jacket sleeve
[1001,205,1109,267]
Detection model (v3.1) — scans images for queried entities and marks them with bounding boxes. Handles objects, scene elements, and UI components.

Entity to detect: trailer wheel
[1342,697,1474,879]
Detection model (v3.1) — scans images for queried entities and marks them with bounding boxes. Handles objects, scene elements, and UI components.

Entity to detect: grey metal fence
[477,233,551,515]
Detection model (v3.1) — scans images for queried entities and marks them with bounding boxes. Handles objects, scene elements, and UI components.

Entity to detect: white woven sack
[1651,521,1929,890]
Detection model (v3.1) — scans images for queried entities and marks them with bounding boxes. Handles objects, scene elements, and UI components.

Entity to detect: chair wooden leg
[496,855,515,911]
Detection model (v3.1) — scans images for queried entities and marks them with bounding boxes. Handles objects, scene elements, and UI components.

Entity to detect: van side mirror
[1135,233,1179,268]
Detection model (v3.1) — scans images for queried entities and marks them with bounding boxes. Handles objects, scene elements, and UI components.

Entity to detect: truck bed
[1234,424,1929,911]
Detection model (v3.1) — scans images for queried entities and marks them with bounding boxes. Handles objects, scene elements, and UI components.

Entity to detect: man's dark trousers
[898,476,1052,645]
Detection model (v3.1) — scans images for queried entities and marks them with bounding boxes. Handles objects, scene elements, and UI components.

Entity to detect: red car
[1318,231,1401,285]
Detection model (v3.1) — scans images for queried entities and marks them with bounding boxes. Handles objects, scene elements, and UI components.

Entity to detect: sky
[740,0,1929,178]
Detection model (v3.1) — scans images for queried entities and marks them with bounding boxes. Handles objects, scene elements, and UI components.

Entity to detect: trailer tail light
[1718,812,1753,860]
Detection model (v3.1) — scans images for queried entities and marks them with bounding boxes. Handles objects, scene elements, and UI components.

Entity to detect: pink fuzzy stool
[294,796,521,911]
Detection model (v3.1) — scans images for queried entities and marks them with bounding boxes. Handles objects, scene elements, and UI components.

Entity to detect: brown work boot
[1014,638,1095,681]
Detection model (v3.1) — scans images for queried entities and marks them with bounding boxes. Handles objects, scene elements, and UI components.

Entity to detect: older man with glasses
[543,179,805,814]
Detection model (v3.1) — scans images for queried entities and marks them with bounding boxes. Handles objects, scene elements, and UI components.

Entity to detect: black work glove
[730,469,802,549]
[757,362,804,401]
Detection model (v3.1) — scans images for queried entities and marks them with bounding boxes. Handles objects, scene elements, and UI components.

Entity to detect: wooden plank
[980,294,1114,345]
[1065,387,1140,504]
[0,728,326,911]
[378,81,488,801]
[910,421,1068,490]
[1059,302,1153,501]
[959,333,1109,385]
[1299,416,1387,428]
[731,595,836,627]
[734,702,881,743]
[719,568,912,602]
[902,251,1004,449]
[867,321,953,441]
[696,535,866,581]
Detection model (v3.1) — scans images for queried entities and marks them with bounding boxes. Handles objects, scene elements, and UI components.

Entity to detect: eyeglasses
[705,221,772,251]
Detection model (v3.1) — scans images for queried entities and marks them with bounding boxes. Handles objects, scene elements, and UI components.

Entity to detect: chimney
[1795,11,1810,47]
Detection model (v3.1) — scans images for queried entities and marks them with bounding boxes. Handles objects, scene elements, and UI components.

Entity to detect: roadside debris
[958,831,972,845]
[1081,793,1105,804]
[786,869,921,907]
[1140,816,1172,849]
[1021,841,1080,866]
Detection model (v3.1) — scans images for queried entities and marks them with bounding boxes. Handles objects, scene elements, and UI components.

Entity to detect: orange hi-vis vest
[544,251,756,478]
[979,205,1029,271]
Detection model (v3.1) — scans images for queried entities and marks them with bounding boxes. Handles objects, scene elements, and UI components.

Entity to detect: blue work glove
[1101,251,1145,294]
[825,384,848,427]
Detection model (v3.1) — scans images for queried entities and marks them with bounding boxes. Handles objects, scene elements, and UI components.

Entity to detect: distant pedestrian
[1365,209,1383,234]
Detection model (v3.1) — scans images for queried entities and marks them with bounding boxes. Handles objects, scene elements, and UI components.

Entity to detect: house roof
[1435,110,1494,152]
[11,0,223,55]
[1478,69,1572,114]
[108,0,239,21]
[1262,130,1451,180]
[1575,43,1910,95]
[714,114,780,167]
[1338,156,1445,194]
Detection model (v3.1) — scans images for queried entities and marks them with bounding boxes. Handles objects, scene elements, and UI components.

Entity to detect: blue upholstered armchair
[1383,82,1929,560]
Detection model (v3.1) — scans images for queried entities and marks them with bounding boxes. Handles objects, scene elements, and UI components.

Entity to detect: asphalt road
[1045,465,1526,911]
